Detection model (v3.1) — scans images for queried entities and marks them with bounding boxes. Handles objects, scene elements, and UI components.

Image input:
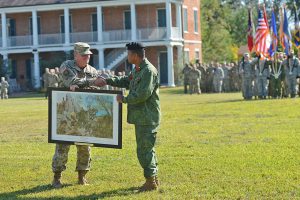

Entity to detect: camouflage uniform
[0,77,9,99]
[222,63,230,92]
[48,69,60,87]
[182,64,191,94]
[52,54,98,174]
[239,57,256,100]
[106,58,161,179]
[269,58,285,98]
[254,58,271,99]
[282,56,300,98]
[213,65,224,93]
[189,67,201,94]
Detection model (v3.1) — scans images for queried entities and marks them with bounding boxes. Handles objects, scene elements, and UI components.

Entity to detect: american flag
[254,9,271,57]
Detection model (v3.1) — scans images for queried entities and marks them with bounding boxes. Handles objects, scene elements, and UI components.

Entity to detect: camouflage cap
[74,42,93,55]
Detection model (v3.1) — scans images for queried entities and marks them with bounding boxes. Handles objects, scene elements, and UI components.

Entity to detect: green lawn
[0,88,300,199]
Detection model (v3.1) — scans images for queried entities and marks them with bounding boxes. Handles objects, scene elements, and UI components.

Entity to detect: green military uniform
[106,58,161,178]
[269,59,285,98]
[52,55,98,174]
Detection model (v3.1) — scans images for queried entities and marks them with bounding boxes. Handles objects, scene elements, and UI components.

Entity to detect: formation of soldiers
[0,77,9,99]
[182,61,241,95]
[183,49,300,100]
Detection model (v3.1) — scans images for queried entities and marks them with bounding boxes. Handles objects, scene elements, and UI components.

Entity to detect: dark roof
[0,0,104,8]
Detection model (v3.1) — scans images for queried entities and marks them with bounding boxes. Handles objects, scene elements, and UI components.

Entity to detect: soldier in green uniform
[51,42,98,188]
[94,42,161,192]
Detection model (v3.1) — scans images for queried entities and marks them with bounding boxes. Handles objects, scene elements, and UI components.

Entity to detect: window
[92,13,97,32]
[193,9,198,33]
[7,18,16,36]
[29,17,41,35]
[157,9,166,27]
[124,11,131,30]
[9,60,17,79]
[60,15,72,33]
[184,49,190,63]
[183,7,188,32]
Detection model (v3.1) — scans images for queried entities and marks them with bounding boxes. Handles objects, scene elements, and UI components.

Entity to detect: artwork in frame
[48,88,122,149]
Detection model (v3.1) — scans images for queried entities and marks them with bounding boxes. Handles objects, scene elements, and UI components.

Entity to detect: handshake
[93,77,107,87]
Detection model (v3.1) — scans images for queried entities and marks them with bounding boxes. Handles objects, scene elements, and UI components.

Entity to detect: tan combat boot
[78,170,89,185]
[155,176,160,186]
[139,176,158,192]
[52,172,63,188]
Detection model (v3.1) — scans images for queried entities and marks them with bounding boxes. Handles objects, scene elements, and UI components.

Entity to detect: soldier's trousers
[256,77,268,97]
[270,78,282,98]
[1,89,8,99]
[135,125,159,178]
[52,144,91,172]
[189,80,201,94]
[242,78,253,99]
[213,80,223,93]
[286,77,298,97]
[184,82,189,94]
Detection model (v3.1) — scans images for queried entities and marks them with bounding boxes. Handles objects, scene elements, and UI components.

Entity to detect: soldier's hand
[70,85,79,91]
[116,94,123,103]
[94,77,107,87]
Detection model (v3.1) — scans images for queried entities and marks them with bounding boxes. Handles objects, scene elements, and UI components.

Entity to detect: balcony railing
[137,27,167,41]
[2,27,181,48]
[103,29,131,43]
[39,33,64,45]
[8,35,32,47]
[70,31,98,43]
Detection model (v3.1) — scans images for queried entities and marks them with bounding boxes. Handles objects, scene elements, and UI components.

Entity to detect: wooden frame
[48,88,122,149]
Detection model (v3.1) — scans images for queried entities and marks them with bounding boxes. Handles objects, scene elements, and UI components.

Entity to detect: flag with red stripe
[254,9,271,57]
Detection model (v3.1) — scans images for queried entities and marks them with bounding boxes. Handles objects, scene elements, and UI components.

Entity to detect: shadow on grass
[10,92,45,99]
[0,184,139,199]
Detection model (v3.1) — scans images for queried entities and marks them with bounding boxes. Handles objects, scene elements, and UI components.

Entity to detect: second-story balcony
[3,27,182,49]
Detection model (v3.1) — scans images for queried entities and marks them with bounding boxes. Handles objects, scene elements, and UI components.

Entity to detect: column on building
[1,12,7,48]
[32,9,39,46]
[167,44,175,87]
[64,7,70,45]
[166,1,172,39]
[33,50,41,88]
[98,47,105,70]
[130,2,137,41]
[97,5,103,43]
[176,3,183,39]
[177,45,183,69]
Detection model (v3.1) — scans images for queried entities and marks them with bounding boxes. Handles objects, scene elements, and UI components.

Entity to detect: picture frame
[48,87,122,149]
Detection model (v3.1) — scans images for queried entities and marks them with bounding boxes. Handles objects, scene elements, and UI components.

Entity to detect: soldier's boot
[139,176,158,192]
[52,172,63,188]
[78,170,89,185]
[154,176,160,186]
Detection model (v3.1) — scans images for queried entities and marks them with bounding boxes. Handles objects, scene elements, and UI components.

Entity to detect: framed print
[48,88,122,149]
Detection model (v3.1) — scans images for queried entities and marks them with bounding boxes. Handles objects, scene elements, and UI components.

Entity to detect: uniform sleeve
[106,75,130,89]
[123,69,157,104]
[60,62,89,88]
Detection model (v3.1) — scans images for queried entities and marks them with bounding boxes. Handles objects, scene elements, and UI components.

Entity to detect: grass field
[0,87,300,199]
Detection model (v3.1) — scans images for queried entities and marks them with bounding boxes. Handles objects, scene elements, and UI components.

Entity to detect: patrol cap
[126,42,145,50]
[74,42,93,55]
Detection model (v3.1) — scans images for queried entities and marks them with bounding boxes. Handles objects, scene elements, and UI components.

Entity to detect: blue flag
[294,4,300,48]
[283,8,291,55]
[268,10,278,57]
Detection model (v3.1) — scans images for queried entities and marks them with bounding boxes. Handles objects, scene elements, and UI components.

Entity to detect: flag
[283,7,291,54]
[247,8,254,52]
[254,8,271,57]
[293,3,300,48]
[268,9,278,57]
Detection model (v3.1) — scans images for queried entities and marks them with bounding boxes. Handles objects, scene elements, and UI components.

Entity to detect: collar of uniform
[138,58,148,70]
[73,60,86,71]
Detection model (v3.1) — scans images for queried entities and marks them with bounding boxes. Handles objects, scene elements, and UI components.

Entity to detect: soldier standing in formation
[48,69,60,88]
[51,42,98,188]
[239,53,256,100]
[189,64,201,94]
[94,42,161,192]
[282,50,300,98]
[213,63,225,93]
[182,63,191,94]
[0,77,9,99]
[269,52,285,98]
[254,56,271,99]
[42,68,50,99]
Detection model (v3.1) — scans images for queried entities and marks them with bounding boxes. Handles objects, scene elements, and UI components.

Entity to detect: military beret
[126,42,145,50]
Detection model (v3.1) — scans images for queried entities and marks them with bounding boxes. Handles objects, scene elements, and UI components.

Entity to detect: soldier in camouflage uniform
[189,64,201,94]
[0,77,9,99]
[48,69,60,88]
[282,50,300,98]
[239,53,256,100]
[42,68,50,99]
[253,56,271,99]
[269,52,285,98]
[94,42,161,192]
[222,62,230,92]
[52,42,98,188]
[213,63,224,93]
[182,63,191,94]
